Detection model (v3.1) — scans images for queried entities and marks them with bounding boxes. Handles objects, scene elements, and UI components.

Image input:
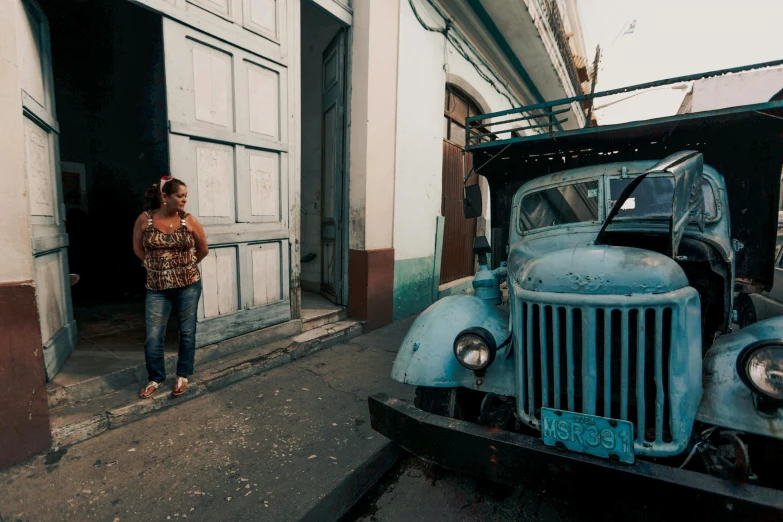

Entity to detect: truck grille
[511,286,701,456]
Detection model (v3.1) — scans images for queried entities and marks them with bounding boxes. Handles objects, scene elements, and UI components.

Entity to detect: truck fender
[391,295,514,396]
[696,316,783,439]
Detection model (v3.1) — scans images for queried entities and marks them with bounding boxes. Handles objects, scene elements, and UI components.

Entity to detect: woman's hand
[133,213,147,262]
[186,215,209,263]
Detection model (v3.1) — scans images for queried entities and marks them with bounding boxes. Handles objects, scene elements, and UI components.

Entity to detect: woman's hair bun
[143,178,186,211]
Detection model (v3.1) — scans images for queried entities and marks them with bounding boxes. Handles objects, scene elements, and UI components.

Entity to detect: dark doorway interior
[41,0,168,305]
[39,0,173,385]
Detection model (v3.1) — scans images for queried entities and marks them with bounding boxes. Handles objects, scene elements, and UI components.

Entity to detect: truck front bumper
[368,393,783,514]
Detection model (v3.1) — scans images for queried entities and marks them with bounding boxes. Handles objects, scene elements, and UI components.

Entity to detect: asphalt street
[342,455,779,522]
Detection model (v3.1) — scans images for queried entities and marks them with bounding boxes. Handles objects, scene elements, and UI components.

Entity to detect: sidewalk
[0,317,416,522]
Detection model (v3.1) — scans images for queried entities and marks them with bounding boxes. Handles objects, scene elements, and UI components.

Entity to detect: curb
[299,442,404,522]
[51,415,110,448]
[51,321,364,448]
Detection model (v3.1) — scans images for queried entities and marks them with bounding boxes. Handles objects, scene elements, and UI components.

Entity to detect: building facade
[0,0,586,467]
[391,0,588,319]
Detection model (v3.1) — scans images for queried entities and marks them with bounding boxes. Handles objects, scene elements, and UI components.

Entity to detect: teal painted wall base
[394,256,436,320]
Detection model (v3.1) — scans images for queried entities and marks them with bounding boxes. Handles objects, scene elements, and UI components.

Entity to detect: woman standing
[132,177,209,398]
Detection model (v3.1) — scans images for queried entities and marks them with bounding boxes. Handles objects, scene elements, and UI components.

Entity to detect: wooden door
[161,5,292,347]
[441,88,482,284]
[17,0,78,379]
[320,30,345,304]
[440,143,477,284]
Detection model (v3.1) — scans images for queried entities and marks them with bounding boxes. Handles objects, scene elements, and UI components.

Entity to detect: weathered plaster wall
[391,0,513,320]
[393,1,444,264]
[393,256,438,321]
[300,1,344,289]
[346,0,399,329]
[0,0,34,285]
[0,0,52,468]
[348,0,399,252]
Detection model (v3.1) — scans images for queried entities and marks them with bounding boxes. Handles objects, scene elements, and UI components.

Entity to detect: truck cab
[504,157,731,457]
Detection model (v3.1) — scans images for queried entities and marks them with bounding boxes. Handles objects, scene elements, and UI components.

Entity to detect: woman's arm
[132,213,147,262]
[186,215,209,263]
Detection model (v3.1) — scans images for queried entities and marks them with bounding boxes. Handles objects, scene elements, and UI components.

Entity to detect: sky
[576,0,783,122]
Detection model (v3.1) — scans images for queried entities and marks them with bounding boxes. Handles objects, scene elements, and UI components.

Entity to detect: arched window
[443,87,492,147]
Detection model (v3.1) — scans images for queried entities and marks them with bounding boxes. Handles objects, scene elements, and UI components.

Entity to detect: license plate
[541,408,635,464]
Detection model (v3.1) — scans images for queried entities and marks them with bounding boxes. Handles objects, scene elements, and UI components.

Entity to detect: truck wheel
[414,386,458,417]
[735,293,757,328]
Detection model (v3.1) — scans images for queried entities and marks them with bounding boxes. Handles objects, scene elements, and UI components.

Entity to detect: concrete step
[50,319,365,449]
[302,307,347,332]
[49,308,349,409]
[47,317,304,410]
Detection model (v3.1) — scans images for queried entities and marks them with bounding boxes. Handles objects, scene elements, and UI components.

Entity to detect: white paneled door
[161,9,291,347]
[17,0,77,379]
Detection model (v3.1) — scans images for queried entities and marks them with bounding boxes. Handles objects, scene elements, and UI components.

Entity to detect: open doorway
[38,0,174,386]
[300,0,348,313]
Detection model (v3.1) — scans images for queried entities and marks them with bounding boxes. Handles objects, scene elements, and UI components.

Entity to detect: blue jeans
[144,280,202,383]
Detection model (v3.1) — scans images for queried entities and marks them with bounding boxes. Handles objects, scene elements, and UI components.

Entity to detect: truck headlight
[739,343,783,401]
[454,328,496,371]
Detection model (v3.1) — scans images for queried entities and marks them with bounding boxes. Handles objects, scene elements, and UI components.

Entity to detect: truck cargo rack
[465,58,783,151]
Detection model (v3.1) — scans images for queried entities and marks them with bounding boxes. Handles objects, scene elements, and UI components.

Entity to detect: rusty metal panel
[440,141,477,285]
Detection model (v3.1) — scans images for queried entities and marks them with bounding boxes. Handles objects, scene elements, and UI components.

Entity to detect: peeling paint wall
[394,256,435,319]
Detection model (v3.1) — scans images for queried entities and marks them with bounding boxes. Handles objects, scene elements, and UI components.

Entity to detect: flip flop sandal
[173,377,188,397]
[140,381,162,399]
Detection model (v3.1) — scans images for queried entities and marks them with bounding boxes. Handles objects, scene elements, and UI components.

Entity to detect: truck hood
[509,244,689,295]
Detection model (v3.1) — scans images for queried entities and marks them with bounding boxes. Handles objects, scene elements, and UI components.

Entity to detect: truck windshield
[519,176,717,232]
[609,177,717,220]
[520,180,600,231]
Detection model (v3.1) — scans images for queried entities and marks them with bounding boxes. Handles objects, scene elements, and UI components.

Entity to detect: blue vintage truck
[369,61,783,511]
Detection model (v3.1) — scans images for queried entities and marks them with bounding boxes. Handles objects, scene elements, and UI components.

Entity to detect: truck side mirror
[463,184,482,219]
